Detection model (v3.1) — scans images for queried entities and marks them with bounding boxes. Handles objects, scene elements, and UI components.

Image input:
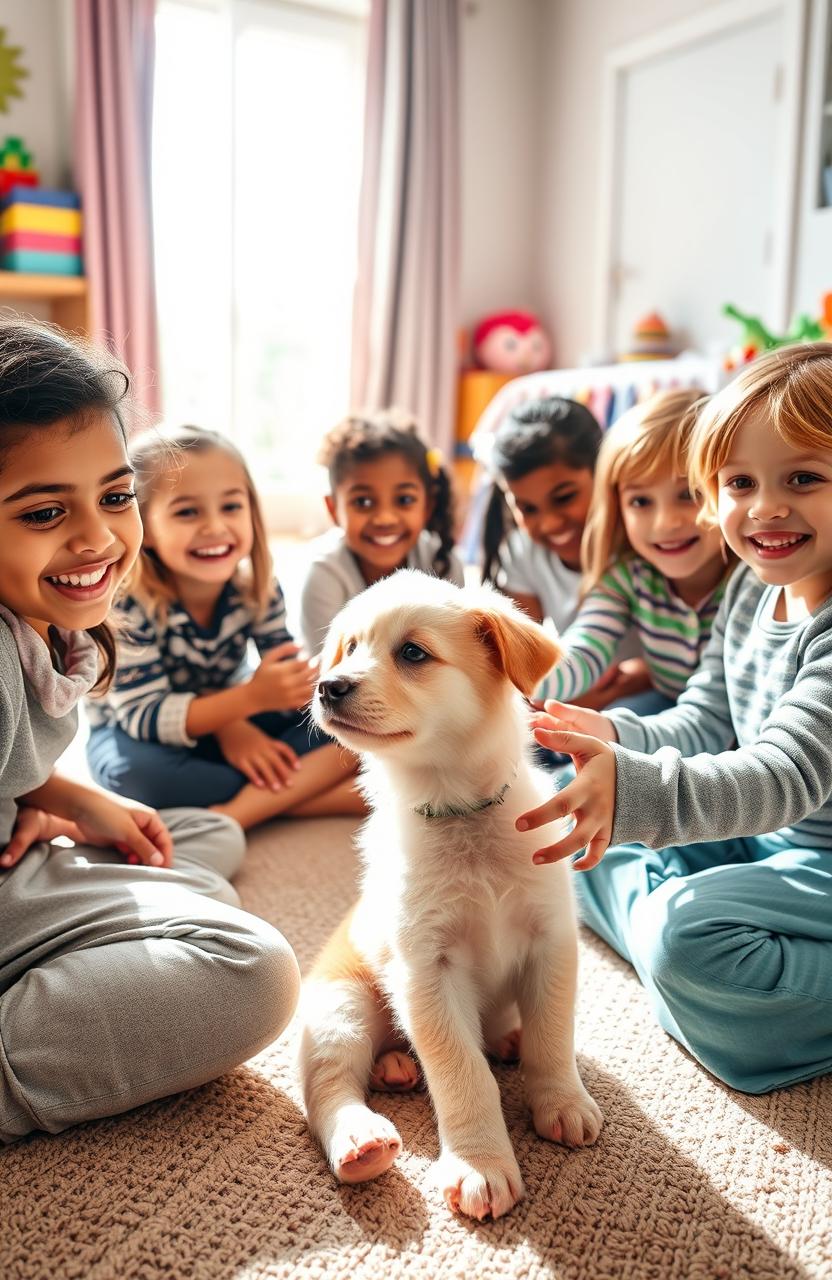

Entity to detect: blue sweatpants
[575,833,832,1094]
[87,712,329,809]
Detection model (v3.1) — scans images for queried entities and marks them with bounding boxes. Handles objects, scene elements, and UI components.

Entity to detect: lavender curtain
[350,0,461,453]
[74,0,160,417]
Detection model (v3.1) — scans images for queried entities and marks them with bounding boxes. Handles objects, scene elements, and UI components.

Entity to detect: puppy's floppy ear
[320,628,344,676]
[473,607,561,695]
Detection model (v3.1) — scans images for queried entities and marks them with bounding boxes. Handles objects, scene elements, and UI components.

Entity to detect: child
[0,319,298,1143]
[518,342,832,1095]
[87,424,363,831]
[299,410,465,657]
[538,389,731,709]
[480,394,648,709]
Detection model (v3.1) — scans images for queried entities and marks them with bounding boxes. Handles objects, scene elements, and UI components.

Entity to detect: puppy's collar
[414,780,512,820]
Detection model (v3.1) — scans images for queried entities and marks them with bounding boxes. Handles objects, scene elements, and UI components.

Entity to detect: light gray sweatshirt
[607,565,832,851]
[0,612,98,849]
[299,528,465,657]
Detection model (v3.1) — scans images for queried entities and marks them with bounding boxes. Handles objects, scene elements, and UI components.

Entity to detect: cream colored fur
[299,571,602,1221]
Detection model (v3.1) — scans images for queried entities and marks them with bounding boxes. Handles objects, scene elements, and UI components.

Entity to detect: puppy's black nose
[318,676,356,706]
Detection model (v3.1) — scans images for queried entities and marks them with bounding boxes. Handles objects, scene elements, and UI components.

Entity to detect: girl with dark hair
[87,423,364,830]
[479,396,601,631]
[0,319,299,1144]
[299,409,465,656]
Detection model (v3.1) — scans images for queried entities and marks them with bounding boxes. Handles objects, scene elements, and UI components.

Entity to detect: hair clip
[425,447,444,477]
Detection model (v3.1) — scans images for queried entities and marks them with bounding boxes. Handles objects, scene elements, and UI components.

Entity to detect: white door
[610,10,786,356]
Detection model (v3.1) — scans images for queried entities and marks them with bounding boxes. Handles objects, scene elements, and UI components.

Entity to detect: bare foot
[369,1050,421,1092]
[328,1105,403,1184]
[529,1077,603,1147]
[487,1026,521,1063]
[436,1149,524,1221]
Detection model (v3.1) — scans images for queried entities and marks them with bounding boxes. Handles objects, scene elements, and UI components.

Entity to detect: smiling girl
[480,396,601,632]
[87,423,363,830]
[299,411,464,657]
[0,320,299,1142]
[519,343,832,1095]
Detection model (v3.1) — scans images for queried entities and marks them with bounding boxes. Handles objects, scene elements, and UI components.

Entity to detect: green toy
[723,303,825,371]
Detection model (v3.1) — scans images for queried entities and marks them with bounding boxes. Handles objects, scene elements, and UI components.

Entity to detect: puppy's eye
[400,642,429,663]
[345,638,357,656]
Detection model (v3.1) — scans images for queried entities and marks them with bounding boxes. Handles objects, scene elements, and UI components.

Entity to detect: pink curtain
[74,0,160,418]
[351,0,461,453]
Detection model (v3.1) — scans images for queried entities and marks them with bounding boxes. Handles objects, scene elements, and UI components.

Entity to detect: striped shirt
[607,564,832,851]
[87,578,293,747]
[540,557,729,701]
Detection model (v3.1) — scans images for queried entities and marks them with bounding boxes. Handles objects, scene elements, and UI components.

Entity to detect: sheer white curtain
[350,0,461,453]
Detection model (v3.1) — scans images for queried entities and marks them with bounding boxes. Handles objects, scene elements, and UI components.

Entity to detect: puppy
[299,570,602,1221]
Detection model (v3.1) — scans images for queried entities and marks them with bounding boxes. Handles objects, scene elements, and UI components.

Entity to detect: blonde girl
[87,424,363,830]
[0,320,298,1143]
[300,410,464,657]
[519,343,832,1094]
[538,388,731,708]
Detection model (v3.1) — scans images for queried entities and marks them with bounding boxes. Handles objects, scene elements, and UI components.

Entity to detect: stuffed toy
[472,310,552,374]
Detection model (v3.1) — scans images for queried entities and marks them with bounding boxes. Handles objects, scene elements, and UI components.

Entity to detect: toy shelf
[0,270,90,334]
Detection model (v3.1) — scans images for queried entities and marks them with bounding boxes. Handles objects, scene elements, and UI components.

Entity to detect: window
[153,0,366,492]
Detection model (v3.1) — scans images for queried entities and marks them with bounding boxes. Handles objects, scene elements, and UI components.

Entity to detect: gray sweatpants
[0,808,300,1143]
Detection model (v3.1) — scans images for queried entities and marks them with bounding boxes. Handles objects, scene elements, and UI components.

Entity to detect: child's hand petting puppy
[536,698,619,742]
[518,706,618,870]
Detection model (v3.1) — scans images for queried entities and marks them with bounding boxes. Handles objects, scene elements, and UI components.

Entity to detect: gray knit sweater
[0,615,97,850]
[607,565,832,851]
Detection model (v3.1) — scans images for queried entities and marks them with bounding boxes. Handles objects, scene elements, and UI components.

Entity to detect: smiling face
[619,472,725,601]
[141,446,254,595]
[717,408,832,614]
[327,453,431,585]
[503,462,595,570]
[0,412,142,641]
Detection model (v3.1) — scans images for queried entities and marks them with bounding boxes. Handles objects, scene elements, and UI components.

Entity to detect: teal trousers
[574,833,832,1094]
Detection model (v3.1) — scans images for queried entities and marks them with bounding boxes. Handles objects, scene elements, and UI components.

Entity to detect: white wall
[459,0,544,338]
[0,0,73,188]
[535,0,734,367]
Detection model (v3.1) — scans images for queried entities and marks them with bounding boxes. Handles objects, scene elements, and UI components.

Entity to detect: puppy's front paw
[436,1149,524,1221]
[328,1104,403,1183]
[529,1079,603,1147]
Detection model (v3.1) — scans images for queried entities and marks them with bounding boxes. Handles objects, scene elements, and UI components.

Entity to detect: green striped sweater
[540,557,730,701]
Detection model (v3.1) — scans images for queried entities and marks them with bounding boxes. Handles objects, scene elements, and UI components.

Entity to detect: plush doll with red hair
[473,309,552,375]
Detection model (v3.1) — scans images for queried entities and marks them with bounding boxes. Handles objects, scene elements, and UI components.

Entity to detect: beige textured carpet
[2,816,830,1280]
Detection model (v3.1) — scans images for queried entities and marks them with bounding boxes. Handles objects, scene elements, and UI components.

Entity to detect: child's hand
[517,730,616,870]
[572,658,652,711]
[1,795,172,869]
[1,807,77,868]
[216,719,300,791]
[70,791,173,868]
[248,642,318,712]
[531,699,619,743]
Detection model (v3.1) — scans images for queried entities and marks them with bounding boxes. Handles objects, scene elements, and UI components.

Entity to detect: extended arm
[538,575,634,701]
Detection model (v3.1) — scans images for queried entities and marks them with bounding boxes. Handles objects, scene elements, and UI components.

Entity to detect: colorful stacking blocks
[0,186,83,275]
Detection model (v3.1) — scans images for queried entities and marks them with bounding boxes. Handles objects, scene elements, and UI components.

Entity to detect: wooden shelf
[0,270,90,334]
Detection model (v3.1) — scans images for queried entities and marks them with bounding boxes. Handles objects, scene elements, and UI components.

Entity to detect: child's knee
[233,920,301,1052]
[640,879,786,998]
[164,808,247,881]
